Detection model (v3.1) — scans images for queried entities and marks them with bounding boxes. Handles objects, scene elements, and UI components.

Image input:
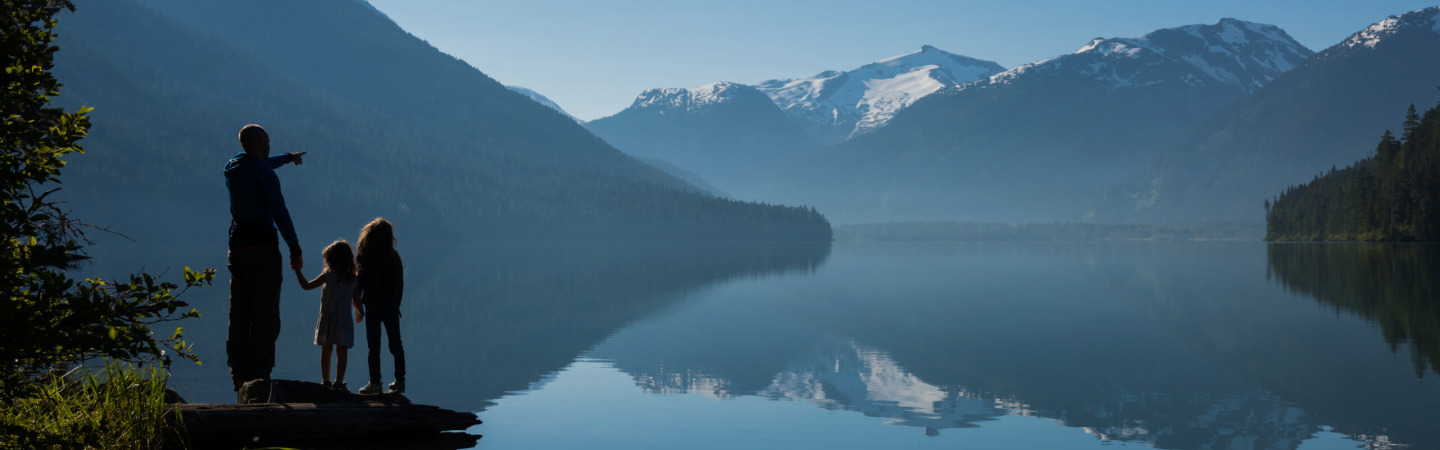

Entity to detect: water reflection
[402,242,832,411]
[1266,243,1440,377]
[80,241,1440,449]
[78,241,831,411]
[582,243,1440,449]
[757,339,1005,434]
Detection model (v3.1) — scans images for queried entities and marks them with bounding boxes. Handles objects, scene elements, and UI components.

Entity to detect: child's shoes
[321,380,332,389]
[332,381,348,393]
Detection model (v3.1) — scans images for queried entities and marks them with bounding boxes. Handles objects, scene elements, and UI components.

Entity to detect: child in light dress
[293,240,362,391]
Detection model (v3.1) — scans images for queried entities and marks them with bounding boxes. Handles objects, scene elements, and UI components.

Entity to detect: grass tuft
[1,360,185,449]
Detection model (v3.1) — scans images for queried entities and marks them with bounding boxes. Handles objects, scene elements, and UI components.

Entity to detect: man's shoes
[358,381,383,395]
[388,381,404,394]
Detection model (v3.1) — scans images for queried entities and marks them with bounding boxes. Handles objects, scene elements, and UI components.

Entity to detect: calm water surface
[85,241,1440,449]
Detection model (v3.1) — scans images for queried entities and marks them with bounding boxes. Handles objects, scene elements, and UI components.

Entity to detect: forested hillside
[1265,102,1440,241]
[52,0,830,243]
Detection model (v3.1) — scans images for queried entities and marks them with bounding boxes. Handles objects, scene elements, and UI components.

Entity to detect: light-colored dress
[314,272,356,347]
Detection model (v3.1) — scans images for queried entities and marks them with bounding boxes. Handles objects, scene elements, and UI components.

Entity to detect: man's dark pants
[227,247,282,391]
[365,307,406,384]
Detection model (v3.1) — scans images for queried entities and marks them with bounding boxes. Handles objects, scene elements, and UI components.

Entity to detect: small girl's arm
[295,268,326,290]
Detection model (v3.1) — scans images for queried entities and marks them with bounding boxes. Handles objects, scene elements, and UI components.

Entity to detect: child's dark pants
[365,307,406,384]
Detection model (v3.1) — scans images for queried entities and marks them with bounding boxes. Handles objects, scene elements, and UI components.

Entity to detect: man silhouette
[224,124,306,391]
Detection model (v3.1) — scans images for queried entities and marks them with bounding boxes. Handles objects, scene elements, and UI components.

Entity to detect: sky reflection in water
[476,242,1438,449]
[81,241,1439,449]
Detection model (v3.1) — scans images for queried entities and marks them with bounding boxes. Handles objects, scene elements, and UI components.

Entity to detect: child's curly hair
[322,240,357,281]
[357,218,402,297]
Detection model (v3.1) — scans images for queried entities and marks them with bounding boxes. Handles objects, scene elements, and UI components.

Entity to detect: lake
[82,241,1440,449]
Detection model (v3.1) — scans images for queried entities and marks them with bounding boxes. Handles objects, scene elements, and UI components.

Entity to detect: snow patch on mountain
[1342,7,1440,49]
[756,45,1004,143]
[973,18,1310,93]
[1348,17,1403,48]
[631,81,753,112]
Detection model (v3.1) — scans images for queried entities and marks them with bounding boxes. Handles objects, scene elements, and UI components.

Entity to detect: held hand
[354,309,364,323]
[290,254,303,270]
[290,151,308,165]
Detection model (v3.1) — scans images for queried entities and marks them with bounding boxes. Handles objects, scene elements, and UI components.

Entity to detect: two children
[292,217,406,394]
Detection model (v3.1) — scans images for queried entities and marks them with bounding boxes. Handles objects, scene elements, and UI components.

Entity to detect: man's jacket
[224,152,301,255]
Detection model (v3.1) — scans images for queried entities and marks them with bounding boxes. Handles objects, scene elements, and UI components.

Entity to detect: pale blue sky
[365,1,1438,121]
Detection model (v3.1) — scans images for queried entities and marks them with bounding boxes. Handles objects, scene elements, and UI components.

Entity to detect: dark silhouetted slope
[54,0,830,242]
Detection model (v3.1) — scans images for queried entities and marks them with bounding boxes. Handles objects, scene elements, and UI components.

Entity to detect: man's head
[238,124,270,157]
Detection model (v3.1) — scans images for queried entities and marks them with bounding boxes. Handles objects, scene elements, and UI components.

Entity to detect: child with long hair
[293,240,360,391]
[355,218,406,394]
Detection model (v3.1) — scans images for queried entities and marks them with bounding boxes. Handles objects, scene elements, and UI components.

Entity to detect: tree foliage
[1265,98,1440,241]
[0,0,212,402]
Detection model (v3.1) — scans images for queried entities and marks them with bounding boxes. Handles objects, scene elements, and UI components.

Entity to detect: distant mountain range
[591,10,1440,228]
[72,0,1440,235]
[586,46,1000,201]
[52,0,831,243]
[766,18,1313,224]
[756,45,1006,145]
[585,82,819,200]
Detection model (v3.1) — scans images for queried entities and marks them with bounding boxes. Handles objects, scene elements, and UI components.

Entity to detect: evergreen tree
[1266,101,1440,241]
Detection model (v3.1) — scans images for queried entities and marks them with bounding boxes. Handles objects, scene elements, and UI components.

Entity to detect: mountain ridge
[756,45,1005,144]
[766,18,1312,224]
[506,85,580,122]
[1107,7,1440,223]
[585,82,819,200]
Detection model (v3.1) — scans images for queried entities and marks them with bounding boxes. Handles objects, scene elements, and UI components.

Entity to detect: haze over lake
[83,241,1440,449]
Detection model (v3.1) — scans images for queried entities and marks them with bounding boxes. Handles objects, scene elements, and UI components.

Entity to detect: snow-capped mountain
[585,82,818,200]
[625,81,762,112]
[756,45,1004,144]
[1111,7,1440,223]
[971,17,1309,96]
[506,85,580,123]
[766,19,1313,224]
[1340,6,1440,49]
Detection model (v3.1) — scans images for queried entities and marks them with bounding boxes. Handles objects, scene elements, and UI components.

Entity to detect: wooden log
[176,402,481,449]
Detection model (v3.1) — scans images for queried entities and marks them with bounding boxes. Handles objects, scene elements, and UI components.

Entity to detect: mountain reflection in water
[84,241,1440,449]
[576,243,1440,449]
[84,242,832,409]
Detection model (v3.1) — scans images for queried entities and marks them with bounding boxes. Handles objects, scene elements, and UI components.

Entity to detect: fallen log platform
[174,380,481,449]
